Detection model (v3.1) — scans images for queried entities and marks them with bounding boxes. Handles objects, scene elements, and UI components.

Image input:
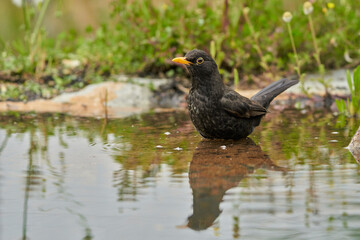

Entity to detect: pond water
[0,109,359,240]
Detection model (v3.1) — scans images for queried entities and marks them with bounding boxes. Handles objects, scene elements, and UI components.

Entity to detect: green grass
[336,65,360,117]
[1,0,360,101]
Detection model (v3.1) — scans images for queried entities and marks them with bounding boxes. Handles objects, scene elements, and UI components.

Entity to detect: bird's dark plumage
[172,49,298,139]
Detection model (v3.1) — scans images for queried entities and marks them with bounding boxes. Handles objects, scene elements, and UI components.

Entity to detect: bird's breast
[187,90,224,132]
[188,90,219,114]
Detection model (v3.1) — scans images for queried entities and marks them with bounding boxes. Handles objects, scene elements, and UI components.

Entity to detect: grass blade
[346,70,353,96]
[353,65,360,97]
[234,68,239,89]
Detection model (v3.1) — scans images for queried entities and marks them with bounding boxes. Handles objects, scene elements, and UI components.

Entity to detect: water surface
[0,110,359,240]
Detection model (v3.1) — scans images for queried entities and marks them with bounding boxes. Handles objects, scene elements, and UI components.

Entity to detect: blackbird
[172,49,298,139]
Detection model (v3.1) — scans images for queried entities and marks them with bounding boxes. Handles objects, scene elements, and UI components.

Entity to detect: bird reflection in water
[186,138,286,231]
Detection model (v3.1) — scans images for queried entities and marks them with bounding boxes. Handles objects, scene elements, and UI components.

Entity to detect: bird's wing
[220,90,268,118]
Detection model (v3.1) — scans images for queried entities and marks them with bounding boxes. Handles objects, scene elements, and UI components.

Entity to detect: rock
[348,126,360,163]
[286,69,351,96]
[0,76,176,118]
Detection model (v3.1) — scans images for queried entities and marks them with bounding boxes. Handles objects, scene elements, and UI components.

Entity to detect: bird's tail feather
[250,78,298,109]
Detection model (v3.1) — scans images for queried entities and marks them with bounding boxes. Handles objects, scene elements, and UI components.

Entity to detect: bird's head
[172,49,219,78]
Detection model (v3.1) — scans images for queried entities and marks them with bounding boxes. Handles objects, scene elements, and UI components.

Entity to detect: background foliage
[0,0,360,101]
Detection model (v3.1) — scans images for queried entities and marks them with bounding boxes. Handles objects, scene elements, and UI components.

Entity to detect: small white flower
[164,132,171,135]
[220,145,226,150]
[155,145,163,149]
[282,12,293,23]
[33,0,44,4]
[11,0,22,7]
[303,1,314,15]
[174,147,183,151]
[12,0,44,7]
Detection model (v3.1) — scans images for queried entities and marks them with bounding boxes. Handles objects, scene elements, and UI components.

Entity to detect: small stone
[62,59,81,69]
[348,126,360,163]
[155,145,163,149]
[174,147,183,151]
[220,145,226,150]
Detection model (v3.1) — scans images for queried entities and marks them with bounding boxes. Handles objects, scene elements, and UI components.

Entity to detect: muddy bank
[0,69,352,118]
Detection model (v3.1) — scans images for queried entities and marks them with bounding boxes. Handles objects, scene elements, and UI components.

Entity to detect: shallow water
[0,110,359,240]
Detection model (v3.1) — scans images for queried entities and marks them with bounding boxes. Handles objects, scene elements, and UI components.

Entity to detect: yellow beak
[172,57,192,65]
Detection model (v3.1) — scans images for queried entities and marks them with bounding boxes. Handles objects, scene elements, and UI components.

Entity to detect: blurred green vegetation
[0,0,360,101]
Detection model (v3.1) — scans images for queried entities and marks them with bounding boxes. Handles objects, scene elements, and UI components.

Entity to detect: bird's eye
[196,57,204,64]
